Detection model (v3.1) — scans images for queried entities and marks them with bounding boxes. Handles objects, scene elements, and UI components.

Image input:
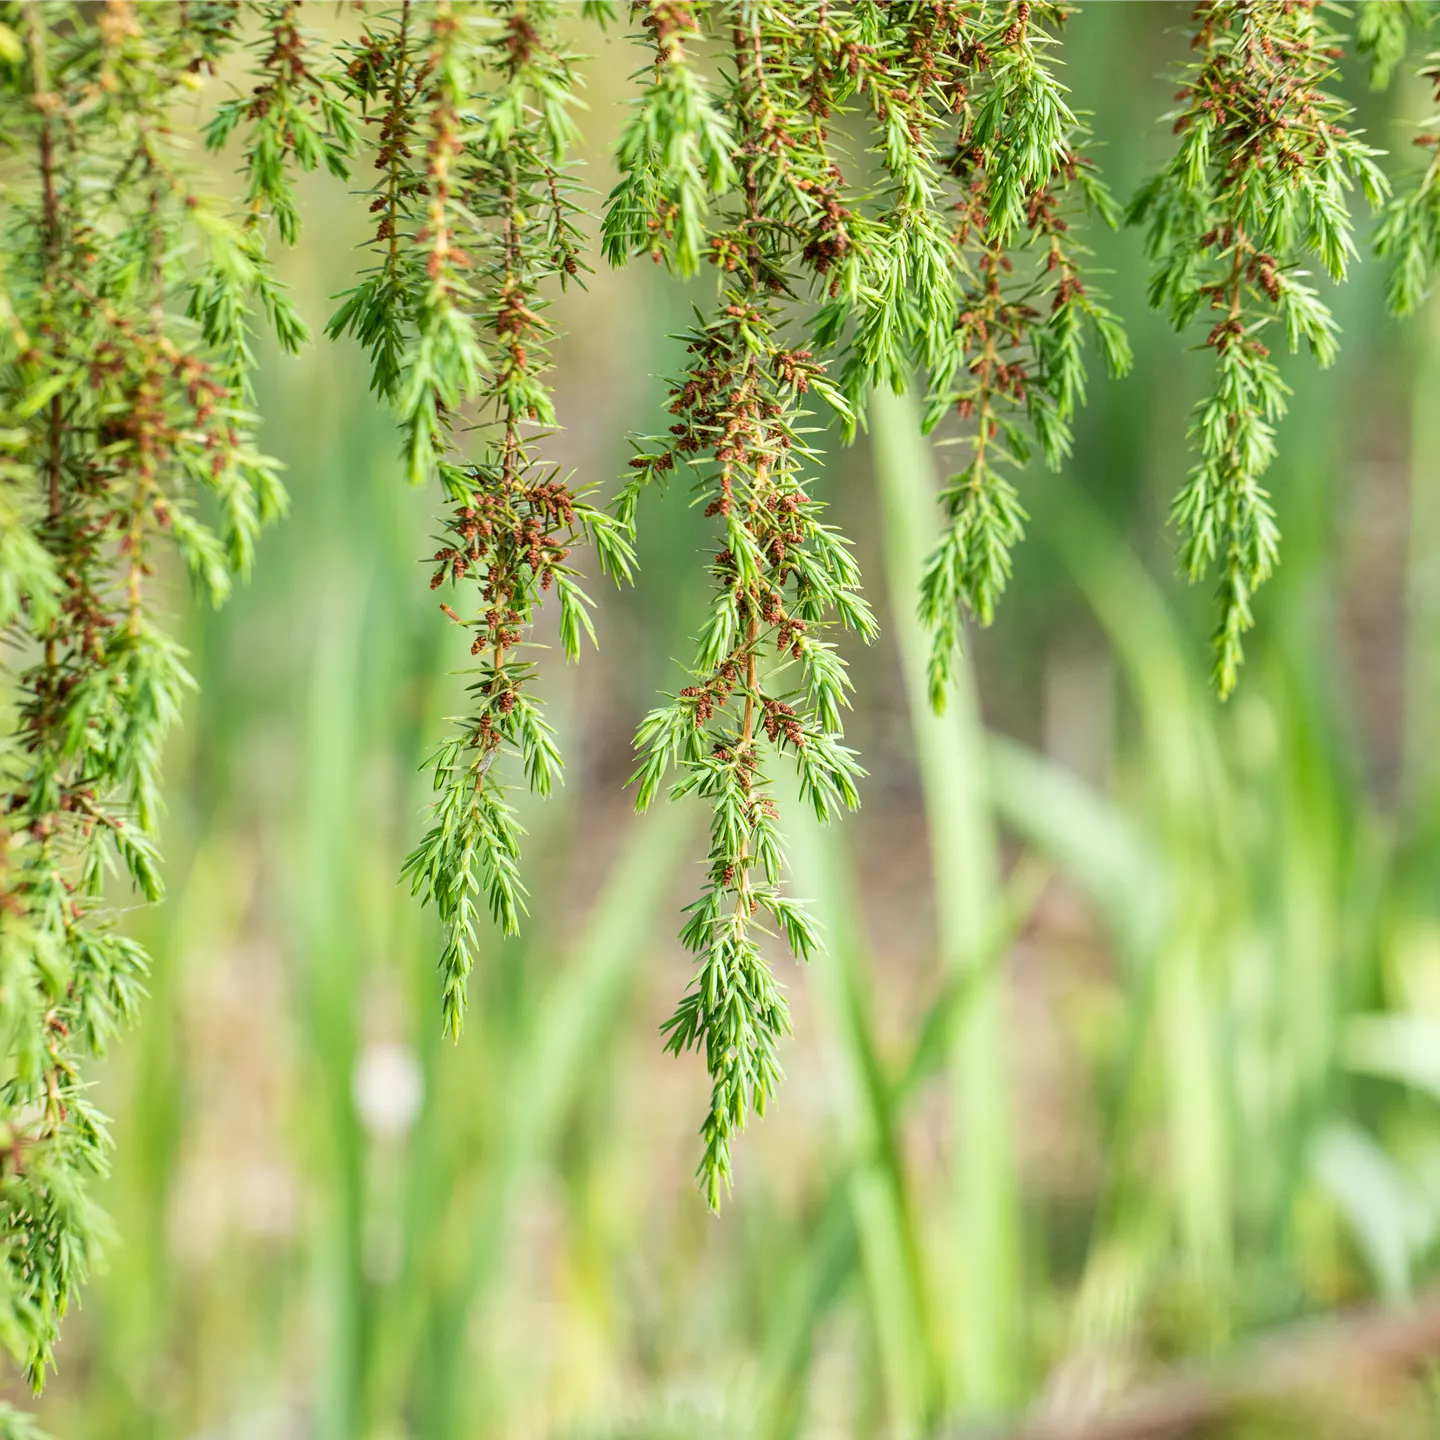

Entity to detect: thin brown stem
[381,0,411,274]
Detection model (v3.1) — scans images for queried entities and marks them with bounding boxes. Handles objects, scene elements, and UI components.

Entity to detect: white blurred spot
[352,1041,423,1139]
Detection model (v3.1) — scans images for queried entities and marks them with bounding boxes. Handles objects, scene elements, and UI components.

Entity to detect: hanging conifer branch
[1376,48,1440,316]
[0,0,291,1385]
[204,0,357,249]
[758,3,1127,712]
[614,2,878,1208]
[607,0,1126,1196]
[906,0,1130,712]
[333,1,629,1036]
[1130,0,1386,697]
[808,1,959,399]
[1354,0,1429,91]
[602,0,736,276]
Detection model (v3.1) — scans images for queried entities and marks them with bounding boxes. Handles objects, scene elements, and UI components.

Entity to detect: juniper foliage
[612,1,888,1208]
[901,2,1131,712]
[1130,0,1387,695]
[0,0,295,1389]
[1377,28,1440,316]
[4,0,1440,1398]
[330,1,633,1037]
[610,0,1125,1202]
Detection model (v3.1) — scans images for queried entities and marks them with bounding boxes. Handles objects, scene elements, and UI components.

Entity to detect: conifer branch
[0,0,292,1386]
[912,1,1130,712]
[1376,48,1440,316]
[614,2,877,1208]
[1131,0,1386,696]
[333,1,626,1035]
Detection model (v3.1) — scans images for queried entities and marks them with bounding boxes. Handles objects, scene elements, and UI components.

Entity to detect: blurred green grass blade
[1311,1123,1430,1301]
[1259,661,1372,1242]
[940,739,1177,1309]
[86,833,261,1437]
[419,802,691,1440]
[870,382,1020,1415]
[895,852,1050,1111]
[512,803,693,1166]
[1405,296,1440,833]
[1033,481,1221,816]
[1035,480,1234,1286]
[760,1186,859,1440]
[786,800,939,1437]
[759,844,1048,1439]
[755,490,1132,1439]
[1343,1013,1440,1100]
[295,565,371,1440]
[766,636,1146,1434]
[987,736,1170,969]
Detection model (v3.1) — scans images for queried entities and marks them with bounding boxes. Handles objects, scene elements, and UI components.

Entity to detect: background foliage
[11,3,1440,1437]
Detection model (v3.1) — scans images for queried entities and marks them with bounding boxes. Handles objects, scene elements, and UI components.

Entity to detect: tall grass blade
[1037,483,1234,1296]
[786,801,939,1437]
[419,802,691,1440]
[870,383,1020,1414]
[1406,296,1440,834]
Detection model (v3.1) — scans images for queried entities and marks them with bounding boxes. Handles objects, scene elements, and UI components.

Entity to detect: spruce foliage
[2,0,1440,1399]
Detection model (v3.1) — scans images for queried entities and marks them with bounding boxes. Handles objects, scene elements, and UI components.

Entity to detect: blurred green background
[23,4,1440,1436]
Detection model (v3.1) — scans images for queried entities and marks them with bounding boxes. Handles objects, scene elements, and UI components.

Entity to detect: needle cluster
[0,0,296,1386]
[614,3,884,1208]
[901,1,1130,711]
[331,1,630,1037]
[1131,0,1386,695]
[1376,43,1440,316]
